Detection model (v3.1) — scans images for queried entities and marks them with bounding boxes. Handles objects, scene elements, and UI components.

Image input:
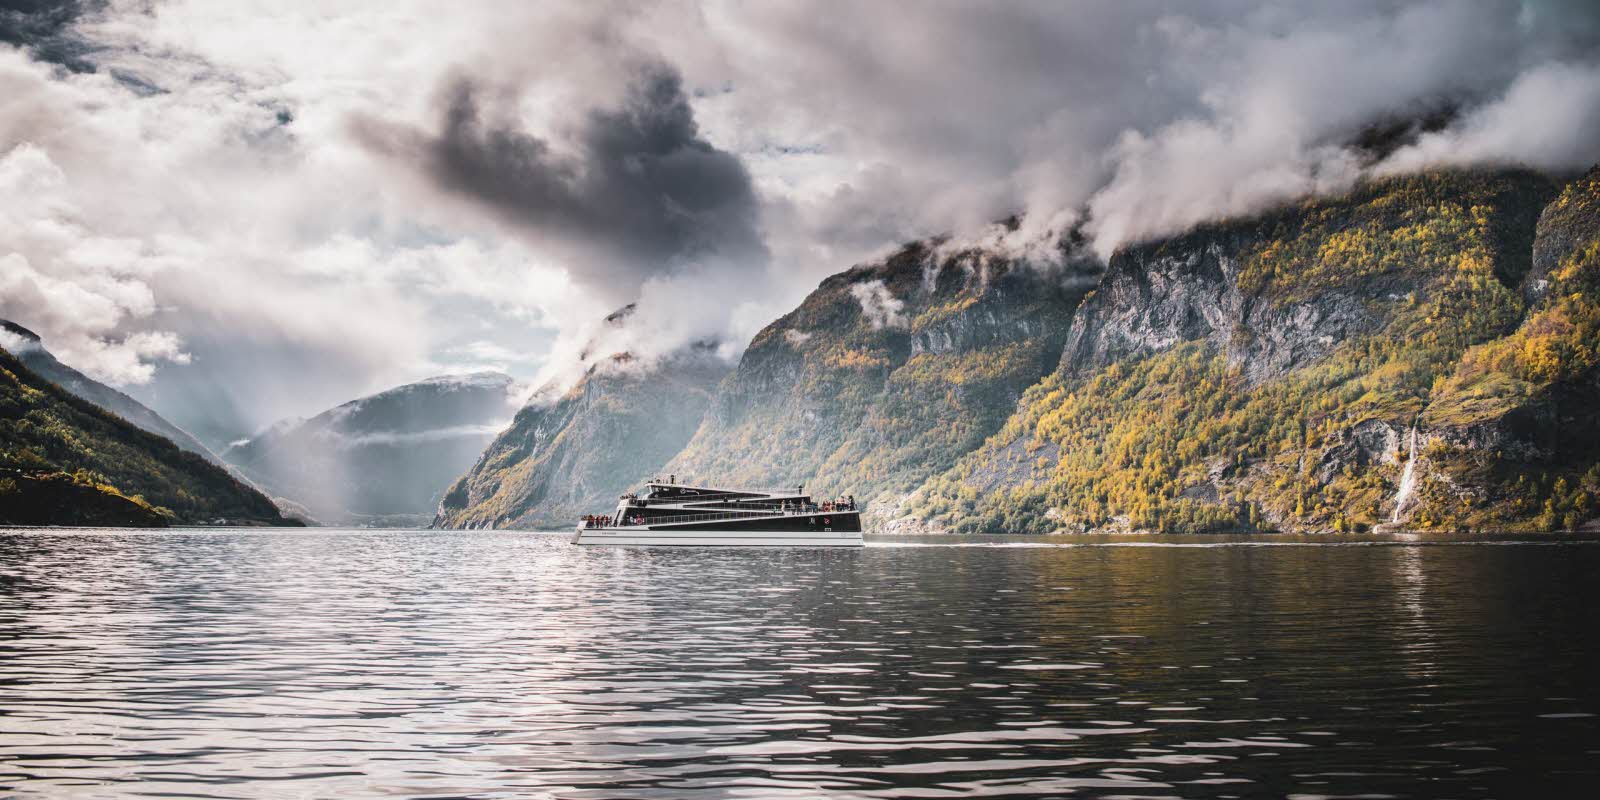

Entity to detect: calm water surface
[1,529,1598,798]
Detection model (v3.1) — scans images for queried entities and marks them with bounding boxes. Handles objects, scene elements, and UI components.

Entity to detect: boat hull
[573,528,863,547]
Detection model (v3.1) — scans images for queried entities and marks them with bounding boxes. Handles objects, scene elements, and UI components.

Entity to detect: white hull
[573,528,863,547]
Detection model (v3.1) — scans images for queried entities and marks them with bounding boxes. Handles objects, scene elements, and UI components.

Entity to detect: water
[2,530,1599,798]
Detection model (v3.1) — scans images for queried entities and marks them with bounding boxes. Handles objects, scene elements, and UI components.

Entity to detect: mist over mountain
[222,372,519,527]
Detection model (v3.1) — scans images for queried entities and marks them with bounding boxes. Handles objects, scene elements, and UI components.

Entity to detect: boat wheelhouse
[574,477,864,546]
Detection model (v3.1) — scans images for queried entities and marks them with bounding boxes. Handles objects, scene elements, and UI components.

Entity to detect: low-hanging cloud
[354,62,768,303]
[1380,60,1600,176]
[651,0,1600,260]
[850,279,908,330]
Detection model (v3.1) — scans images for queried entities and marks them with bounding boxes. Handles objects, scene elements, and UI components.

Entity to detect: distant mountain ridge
[223,371,519,526]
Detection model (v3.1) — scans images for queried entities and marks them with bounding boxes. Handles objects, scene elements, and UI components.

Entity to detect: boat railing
[644,484,811,496]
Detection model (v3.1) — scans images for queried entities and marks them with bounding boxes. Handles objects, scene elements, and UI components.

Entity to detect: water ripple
[1,529,1598,798]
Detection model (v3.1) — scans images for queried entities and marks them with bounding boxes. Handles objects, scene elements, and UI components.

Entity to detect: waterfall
[1392,426,1420,525]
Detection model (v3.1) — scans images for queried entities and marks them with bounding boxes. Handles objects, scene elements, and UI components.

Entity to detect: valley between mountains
[6,165,1600,533]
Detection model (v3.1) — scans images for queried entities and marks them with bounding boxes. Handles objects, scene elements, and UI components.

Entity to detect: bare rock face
[1061,230,1395,387]
[430,166,1599,536]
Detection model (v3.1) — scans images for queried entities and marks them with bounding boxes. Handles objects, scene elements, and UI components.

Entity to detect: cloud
[315,423,513,449]
[0,0,102,71]
[354,62,767,303]
[850,279,908,330]
[0,141,188,384]
[1074,2,1600,255]
[645,1,1600,257]
[1379,60,1600,175]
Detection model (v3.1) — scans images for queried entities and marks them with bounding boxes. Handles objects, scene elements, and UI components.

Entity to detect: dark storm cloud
[357,63,767,299]
[0,0,103,71]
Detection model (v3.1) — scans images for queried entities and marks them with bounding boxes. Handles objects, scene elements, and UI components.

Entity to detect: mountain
[434,315,730,530]
[222,372,518,526]
[0,320,222,465]
[0,345,292,526]
[663,232,1101,519]
[904,167,1599,533]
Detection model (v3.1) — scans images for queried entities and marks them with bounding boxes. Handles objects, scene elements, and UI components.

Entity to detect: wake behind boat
[575,477,863,546]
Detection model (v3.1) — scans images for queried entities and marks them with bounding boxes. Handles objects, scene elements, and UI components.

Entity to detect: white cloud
[1379,60,1600,175]
[850,279,908,330]
[0,142,186,384]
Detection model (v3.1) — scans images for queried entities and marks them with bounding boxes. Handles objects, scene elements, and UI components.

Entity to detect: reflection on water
[2,529,1598,798]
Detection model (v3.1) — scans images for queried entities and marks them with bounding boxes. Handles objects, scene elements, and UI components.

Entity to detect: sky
[2,0,1599,445]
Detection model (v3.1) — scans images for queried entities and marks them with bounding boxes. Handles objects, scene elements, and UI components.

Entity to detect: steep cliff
[433,348,729,530]
[1414,166,1600,531]
[223,372,517,526]
[905,168,1598,533]
[664,235,1100,520]
[1,345,290,526]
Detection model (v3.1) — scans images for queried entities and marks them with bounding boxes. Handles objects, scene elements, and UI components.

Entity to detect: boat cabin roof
[642,481,808,501]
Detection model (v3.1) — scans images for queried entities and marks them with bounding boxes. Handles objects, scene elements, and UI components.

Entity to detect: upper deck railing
[643,483,811,495]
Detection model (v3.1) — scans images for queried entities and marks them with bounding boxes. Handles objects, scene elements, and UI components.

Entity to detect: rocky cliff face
[906,168,1591,533]
[1059,230,1389,387]
[433,348,729,530]
[224,372,517,526]
[664,235,1100,521]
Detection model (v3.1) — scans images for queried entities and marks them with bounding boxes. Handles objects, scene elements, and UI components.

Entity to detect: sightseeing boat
[574,478,864,546]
